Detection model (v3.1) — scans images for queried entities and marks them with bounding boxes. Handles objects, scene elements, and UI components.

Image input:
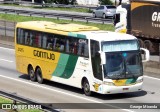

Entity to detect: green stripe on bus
[60,55,78,79]
[77,34,86,39]
[126,78,137,84]
[52,54,69,77]
[68,32,86,39]
[68,32,77,37]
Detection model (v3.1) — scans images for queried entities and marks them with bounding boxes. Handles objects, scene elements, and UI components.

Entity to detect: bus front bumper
[101,82,143,94]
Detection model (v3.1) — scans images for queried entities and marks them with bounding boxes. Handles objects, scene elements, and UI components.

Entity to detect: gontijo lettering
[33,50,55,60]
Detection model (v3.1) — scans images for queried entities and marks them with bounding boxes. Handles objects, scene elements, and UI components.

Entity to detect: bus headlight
[103,81,115,86]
[136,78,143,83]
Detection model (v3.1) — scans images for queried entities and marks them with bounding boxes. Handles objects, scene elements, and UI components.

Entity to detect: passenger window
[77,39,89,57]
[32,32,42,47]
[47,34,54,50]
[66,37,78,54]
[42,34,47,49]
[17,28,25,44]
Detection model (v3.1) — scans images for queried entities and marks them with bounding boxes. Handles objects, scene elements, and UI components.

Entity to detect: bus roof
[16,21,136,42]
[16,21,99,33]
[79,31,137,41]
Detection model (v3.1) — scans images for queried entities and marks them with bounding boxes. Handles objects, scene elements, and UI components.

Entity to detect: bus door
[90,40,103,81]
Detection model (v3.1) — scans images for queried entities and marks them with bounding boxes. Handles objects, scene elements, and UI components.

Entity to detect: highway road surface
[0,46,160,112]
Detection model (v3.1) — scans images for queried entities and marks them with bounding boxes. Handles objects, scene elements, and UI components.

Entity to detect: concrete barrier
[143,61,160,75]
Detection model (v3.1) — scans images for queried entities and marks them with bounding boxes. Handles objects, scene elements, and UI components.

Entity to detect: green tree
[44,0,76,4]
[44,0,55,3]
[100,0,113,5]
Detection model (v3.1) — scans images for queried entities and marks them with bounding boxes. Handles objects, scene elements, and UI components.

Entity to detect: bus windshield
[102,40,142,79]
[103,51,142,79]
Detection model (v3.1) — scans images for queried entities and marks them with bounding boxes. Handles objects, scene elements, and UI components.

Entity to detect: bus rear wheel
[83,79,92,96]
[36,67,43,84]
[28,66,36,82]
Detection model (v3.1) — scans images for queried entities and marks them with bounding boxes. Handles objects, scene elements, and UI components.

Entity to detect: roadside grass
[0,13,114,31]
[0,96,43,112]
[0,3,92,13]
[0,96,12,103]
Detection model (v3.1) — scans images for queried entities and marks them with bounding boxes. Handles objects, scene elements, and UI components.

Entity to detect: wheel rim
[84,82,90,93]
[36,68,43,83]
[30,70,34,77]
[144,40,152,51]
[29,68,34,78]
[37,69,42,81]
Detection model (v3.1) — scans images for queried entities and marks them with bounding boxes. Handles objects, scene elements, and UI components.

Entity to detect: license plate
[123,88,129,90]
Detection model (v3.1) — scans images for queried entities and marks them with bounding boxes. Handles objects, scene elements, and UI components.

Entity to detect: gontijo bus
[15,21,149,96]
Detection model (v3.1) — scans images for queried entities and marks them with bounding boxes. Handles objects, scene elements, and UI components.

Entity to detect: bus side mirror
[140,48,150,62]
[113,13,120,26]
[99,51,106,64]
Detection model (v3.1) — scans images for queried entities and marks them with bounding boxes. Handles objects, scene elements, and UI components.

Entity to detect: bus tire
[36,67,43,84]
[83,79,92,96]
[28,66,36,82]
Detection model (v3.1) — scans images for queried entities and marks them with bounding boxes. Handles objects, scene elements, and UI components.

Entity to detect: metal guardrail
[0,1,97,9]
[0,90,60,112]
[0,20,15,44]
[0,6,113,24]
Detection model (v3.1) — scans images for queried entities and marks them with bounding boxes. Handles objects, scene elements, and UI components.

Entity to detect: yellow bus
[15,21,149,96]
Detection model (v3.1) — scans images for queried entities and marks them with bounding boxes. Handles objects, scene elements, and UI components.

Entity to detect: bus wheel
[83,79,92,96]
[28,66,36,82]
[138,39,144,48]
[36,67,43,84]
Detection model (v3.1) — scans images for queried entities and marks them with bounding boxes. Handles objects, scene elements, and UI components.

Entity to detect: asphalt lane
[0,46,160,112]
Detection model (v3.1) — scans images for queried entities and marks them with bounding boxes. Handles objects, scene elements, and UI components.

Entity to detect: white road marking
[0,47,14,51]
[144,76,160,81]
[0,58,13,63]
[0,74,134,112]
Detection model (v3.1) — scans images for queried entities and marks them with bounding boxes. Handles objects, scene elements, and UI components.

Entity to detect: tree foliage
[100,0,113,5]
[44,0,76,4]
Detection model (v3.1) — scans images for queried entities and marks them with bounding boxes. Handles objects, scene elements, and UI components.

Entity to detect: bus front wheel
[83,79,92,96]
[36,67,43,84]
[28,66,36,82]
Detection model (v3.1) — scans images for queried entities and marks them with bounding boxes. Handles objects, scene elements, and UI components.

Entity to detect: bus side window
[17,28,25,44]
[77,39,88,57]
[29,32,33,46]
[38,33,42,48]
[66,39,70,53]
[47,35,54,50]
[35,33,39,47]
[72,41,78,54]
[17,28,20,44]
[32,32,42,48]
[59,38,65,52]
[25,31,31,45]
[55,38,61,51]
[84,42,89,57]
[32,32,36,47]
[42,34,47,49]
[68,38,78,54]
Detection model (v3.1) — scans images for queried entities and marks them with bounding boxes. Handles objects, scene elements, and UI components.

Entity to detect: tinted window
[16,28,89,57]
[106,6,116,9]
[99,6,104,10]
